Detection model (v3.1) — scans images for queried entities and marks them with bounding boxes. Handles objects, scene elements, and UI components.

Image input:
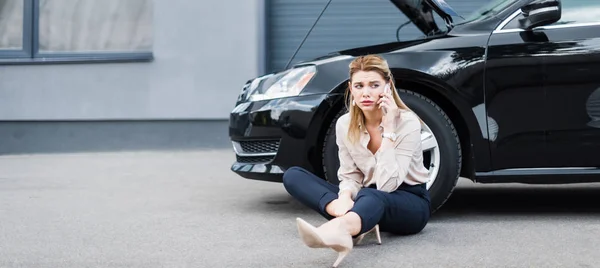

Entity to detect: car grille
[239,140,279,154]
[232,139,279,164]
[236,155,275,163]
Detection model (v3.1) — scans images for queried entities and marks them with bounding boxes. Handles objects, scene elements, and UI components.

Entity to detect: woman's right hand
[325,197,355,217]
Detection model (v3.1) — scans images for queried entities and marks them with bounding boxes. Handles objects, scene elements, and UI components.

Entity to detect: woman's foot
[296,217,354,267]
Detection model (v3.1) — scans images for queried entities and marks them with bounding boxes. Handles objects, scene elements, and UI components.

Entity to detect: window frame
[0,0,153,64]
[0,0,33,59]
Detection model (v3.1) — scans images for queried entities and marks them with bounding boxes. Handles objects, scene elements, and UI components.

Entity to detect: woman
[283,54,431,267]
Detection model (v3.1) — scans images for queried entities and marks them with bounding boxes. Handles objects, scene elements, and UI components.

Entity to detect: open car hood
[283,0,461,70]
[390,0,460,36]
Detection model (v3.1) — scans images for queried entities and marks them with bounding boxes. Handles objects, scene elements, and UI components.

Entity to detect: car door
[501,0,600,169]
[540,3,600,168]
[484,6,549,170]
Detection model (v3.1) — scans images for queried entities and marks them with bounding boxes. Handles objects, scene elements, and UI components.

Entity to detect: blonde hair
[345,54,412,144]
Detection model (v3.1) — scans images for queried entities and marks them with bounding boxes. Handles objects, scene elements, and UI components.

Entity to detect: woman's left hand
[378,90,399,128]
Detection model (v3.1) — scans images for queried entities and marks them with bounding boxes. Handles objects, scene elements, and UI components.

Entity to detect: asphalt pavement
[0,150,598,268]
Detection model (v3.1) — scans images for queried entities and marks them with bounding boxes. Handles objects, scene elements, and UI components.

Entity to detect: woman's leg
[349,185,430,235]
[379,185,431,235]
[283,166,339,220]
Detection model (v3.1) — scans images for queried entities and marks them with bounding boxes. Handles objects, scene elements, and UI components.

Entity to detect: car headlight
[248,65,316,101]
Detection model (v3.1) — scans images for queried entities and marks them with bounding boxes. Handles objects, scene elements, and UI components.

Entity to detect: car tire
[322,89,461,213]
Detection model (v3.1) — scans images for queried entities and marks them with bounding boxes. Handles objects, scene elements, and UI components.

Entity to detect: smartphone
[382,84,390,114]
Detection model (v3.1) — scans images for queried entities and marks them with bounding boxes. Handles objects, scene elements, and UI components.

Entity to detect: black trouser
[283,166,431,236]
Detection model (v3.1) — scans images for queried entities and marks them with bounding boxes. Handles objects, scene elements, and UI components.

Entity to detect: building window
[0,0,23,50]
[0,0,153,62]
[38,0,153,54]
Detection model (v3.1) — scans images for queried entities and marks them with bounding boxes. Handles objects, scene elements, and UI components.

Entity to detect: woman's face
[350,70,387,113]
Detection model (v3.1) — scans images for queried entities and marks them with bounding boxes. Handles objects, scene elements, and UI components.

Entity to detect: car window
[456,0,521,26]
[503,0,600,29]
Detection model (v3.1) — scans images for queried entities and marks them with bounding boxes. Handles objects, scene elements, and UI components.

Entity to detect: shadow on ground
[249,184,600,219]
[433,185,600,218]
[250,192,313,215]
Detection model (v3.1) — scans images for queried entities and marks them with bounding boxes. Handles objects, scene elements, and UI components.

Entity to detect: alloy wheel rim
[421,122,440,190]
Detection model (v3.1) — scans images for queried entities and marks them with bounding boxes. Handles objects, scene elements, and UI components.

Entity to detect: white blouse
[335,109,430,199]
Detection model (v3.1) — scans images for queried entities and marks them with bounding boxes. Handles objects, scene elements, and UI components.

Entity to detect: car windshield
[456,0,521,25]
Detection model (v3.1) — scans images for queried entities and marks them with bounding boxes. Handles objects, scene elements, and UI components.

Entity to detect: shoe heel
[352,224,382,246]
[332,249,350,268]
[352,233,365,246]
[374,224,381,245]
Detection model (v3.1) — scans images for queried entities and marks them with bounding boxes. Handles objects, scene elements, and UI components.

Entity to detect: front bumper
[229,93,339,182]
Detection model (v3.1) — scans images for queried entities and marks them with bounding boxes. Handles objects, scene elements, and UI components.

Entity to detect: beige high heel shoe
[353,224,382,246]
[296,217,353,268]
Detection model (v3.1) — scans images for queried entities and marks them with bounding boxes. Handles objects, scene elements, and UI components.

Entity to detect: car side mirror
[518,0,561,30]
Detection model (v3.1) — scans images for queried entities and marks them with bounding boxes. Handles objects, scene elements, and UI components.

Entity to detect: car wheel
[322,90,461,213]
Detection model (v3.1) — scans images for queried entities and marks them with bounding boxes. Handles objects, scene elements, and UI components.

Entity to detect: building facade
[0,0,489,154]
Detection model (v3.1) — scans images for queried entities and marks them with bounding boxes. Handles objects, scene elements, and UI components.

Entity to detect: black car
[228,0,600,212]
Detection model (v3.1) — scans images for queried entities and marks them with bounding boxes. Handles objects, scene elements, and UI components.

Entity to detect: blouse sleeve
[335,118,364,200]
